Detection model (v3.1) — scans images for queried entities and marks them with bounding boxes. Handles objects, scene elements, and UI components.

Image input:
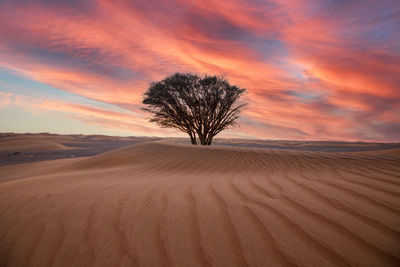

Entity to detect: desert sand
[0,138,400,266]
[0,133,157,167]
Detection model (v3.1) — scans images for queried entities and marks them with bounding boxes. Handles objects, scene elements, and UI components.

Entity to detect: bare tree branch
[142,73,246,145]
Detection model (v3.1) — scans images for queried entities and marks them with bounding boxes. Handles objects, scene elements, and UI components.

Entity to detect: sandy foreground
[0,140,400,266]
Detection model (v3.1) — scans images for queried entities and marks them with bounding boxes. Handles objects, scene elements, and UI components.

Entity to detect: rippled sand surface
[0,142,399,266]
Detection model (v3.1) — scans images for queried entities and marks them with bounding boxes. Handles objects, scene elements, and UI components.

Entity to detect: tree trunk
[198,132,206,145]
[206,137,212,145]
[197,132,213,145]
[190,136,197,145]
[189,132,197,145]
[206,134,213,145]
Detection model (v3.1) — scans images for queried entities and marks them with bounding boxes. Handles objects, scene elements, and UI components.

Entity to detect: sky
[0,0,399,142]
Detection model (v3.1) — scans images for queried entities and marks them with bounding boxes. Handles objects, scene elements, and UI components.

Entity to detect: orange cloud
[0,0,399,141]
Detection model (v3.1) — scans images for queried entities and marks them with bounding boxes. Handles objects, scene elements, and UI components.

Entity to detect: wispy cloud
[0,0,399,141]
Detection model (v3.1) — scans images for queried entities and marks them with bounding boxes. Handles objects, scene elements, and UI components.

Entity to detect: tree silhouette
[142,73,246,145]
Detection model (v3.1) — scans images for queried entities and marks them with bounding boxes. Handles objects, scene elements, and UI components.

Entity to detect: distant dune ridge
[0,136,400,266]
[0,139,70,151]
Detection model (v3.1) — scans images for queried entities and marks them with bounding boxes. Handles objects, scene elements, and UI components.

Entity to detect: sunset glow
[1,0,399,141]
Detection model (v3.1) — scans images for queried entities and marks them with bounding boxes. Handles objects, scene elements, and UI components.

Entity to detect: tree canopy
[142,73,246,145]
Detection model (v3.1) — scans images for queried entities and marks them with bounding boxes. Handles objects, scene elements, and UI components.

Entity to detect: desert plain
[0,133,399,266]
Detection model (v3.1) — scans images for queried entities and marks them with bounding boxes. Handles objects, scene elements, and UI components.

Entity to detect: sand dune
[0,138,70,151]
[0,133,156,167]
[0,142,399,266]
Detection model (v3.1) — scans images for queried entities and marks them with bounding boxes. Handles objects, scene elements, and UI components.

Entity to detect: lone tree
[142,73,246,145]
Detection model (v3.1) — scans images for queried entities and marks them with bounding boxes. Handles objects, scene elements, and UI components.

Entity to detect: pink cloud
[0,0,399,141]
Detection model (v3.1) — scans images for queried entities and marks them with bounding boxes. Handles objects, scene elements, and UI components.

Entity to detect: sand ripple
[0,143,399,266]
